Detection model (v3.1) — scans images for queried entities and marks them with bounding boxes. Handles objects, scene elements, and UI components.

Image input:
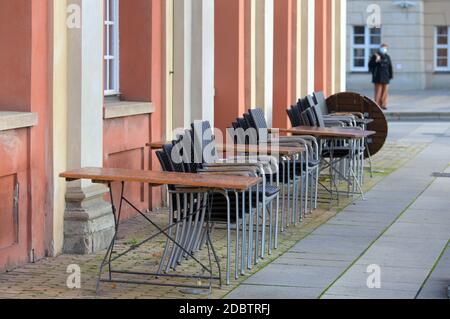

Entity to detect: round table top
[326,92,388,158]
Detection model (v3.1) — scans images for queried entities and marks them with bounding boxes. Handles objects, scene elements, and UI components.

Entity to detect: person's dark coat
[369,53,393,84]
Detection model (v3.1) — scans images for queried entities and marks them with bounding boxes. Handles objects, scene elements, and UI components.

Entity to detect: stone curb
[386,112,450,122]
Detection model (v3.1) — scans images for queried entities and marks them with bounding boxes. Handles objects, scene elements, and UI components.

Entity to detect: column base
[63,184,115,255]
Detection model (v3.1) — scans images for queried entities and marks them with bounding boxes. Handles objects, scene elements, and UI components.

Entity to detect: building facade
[0,0,346,271]
[347,0,450,91]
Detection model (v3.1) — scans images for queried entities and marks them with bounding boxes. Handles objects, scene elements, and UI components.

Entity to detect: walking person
[369,43,393,110]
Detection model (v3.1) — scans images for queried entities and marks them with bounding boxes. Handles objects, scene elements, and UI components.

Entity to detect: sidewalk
[356,89,450,121]
[227,122,450,299]
[0,123,448,299]
[0,123,428,299]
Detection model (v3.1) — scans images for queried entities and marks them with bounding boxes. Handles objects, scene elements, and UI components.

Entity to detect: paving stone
[323,286,416,299]
[417,280,450,299]
[226,284,322,299]
[245,263,344,288]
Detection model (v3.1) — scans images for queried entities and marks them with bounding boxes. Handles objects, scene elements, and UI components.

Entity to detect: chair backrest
[191,121,218,165]
[313,91,329,115]
[305,95,317,109]
[301,110,311,126]
[312,105,326,128]
[242,113,258,145]
[297,98,308,112]
[162,142,184,173]
[287,108,301,127]
[156,150,176,191]
[243,113,256,130]
[236,117,250,130]
[248,108,268,130]
[302,108,320,127]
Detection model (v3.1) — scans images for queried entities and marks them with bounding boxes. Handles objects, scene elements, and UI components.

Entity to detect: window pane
[437,48,448,57]
[437,35,448,45]
[354,26,365,35]
[104,0,119,95]
[354,59,365,67]
[370,36,381,45]
[437,26,448,36]
[104,60,110,91]
[109,25,115,56]
[108,0,115,22]
[354,36,365,44]
[370,48,379,56]
[437,58,448,67]
[354,48,365,58]
[370,28,381,35]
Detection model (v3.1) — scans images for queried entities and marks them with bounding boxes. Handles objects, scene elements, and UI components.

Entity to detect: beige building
[347,0,450,91]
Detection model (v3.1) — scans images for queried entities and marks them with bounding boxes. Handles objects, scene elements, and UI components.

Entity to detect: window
[435,26,450,71]
[104,0,120,96]
[351,25,382,72]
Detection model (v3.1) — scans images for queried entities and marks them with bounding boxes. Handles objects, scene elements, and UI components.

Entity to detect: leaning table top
[60,167,261,191]
[273,126,376,139]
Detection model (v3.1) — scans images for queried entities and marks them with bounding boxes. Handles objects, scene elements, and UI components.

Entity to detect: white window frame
[351,25,382,72]
[104,0,120,96]
[435,26,450,72]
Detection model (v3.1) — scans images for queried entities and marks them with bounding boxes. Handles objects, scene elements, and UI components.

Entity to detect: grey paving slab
[325,264,430,289]
[311,224,382,239]
[226,284,322,299]
[395,209,450,225]
[323,287,416,299]
[325,161,450,299]
[383,222,450,240]
[228,127,450,299]
[273,254,350,268]
[245,263,344,288]
[418,244,450,299]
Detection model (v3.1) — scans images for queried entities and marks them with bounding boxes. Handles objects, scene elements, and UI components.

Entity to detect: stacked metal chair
[290,93,366,201]
[233,109,320,225]
[156,125,280,286]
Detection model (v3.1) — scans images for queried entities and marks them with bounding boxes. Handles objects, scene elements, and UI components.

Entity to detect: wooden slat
[60,167,261,190]
[148,141,166,150]
[274,126,376,139]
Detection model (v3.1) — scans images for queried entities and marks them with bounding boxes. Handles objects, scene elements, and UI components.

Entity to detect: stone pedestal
[63,184,115,254]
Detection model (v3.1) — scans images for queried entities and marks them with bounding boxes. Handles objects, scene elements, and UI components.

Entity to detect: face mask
[380,47,387,54]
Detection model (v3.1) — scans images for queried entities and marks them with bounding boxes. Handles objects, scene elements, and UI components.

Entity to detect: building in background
[347,0,450,92]
[0,0,346,272]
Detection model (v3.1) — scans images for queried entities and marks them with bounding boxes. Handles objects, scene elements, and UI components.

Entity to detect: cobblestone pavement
[0,137,428,299]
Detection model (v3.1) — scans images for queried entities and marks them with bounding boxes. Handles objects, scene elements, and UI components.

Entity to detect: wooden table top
[60,167,261,191]
[147,142,304,156]
[274,126,376,139]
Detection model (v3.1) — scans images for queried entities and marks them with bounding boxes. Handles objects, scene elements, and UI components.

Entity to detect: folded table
[60,167,261,292]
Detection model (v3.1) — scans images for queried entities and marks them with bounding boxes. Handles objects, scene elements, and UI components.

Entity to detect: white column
[172,0,215,130]
[297,0,315,97]
[65,0,114,254]
[67,0,104,183]
[334,0,347,93]
[173,0,192,129]
[255,0,274,126]
[191,0,215,127]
